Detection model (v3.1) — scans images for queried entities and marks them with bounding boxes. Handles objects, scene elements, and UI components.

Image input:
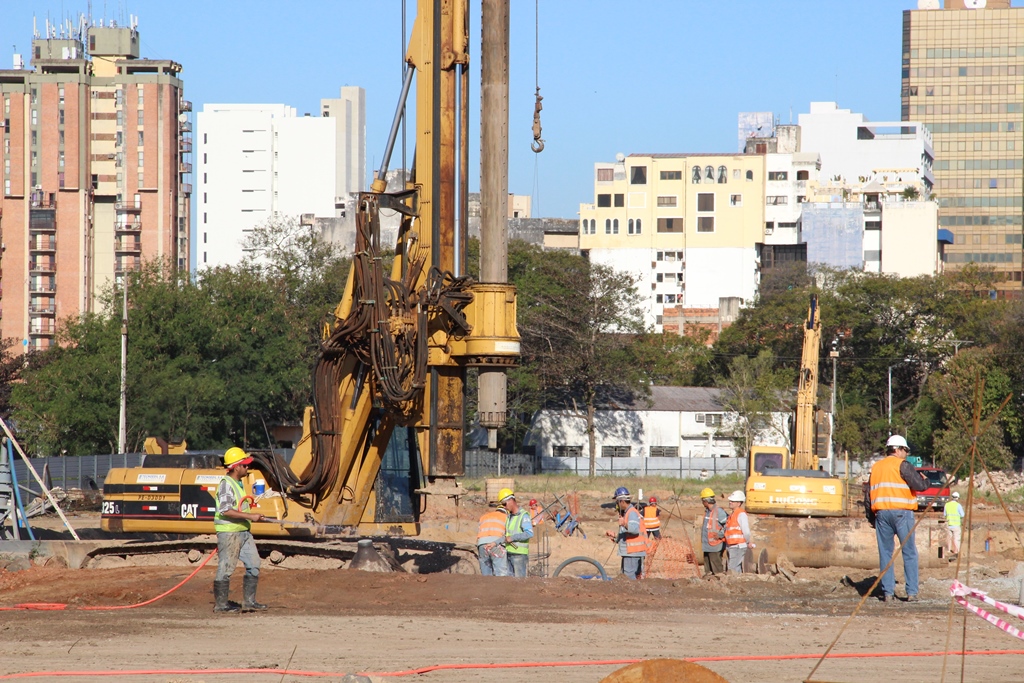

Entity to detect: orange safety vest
[705,506,725,547]
[869,456,917,512]
[477,509,508,542]
[643,505,660,531]
[623,506,648,555]
[725,508,747,546]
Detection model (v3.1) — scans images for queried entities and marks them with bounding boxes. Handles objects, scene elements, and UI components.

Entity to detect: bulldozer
[101,0,518,560]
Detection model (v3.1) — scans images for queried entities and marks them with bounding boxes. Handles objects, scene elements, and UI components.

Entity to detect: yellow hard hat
[699,488,715,499]
[224,446,252,468]
[497,487,515,503]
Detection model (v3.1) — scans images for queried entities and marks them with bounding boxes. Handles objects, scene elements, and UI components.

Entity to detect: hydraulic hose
[0,550,216,612]
[1,650,1023,680]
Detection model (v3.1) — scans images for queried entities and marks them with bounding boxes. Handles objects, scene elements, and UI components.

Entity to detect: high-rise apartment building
[196,88,365,268]
[0,22,191,351]
[902,0,1024,294]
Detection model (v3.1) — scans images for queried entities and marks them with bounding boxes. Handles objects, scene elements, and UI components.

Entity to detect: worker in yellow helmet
[699,488,728,576]
[213,447,267,613]
[498,488,533,578]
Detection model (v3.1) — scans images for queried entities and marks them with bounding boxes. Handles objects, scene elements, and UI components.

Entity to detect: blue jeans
[215,531,260,581]
[621,555,643,579]
[507,552,529,578]
[875,509,918,598]
[478,543,510,577]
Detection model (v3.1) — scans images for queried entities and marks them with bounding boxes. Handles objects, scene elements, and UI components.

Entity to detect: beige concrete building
[902,0,1024,295]
[0,23,190,351]
[579,153,766,330]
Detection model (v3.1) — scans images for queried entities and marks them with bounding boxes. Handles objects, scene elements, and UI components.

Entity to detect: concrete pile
[972,470,1024,494]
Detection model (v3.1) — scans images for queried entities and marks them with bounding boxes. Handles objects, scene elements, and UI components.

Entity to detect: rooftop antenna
[33,16,38,39]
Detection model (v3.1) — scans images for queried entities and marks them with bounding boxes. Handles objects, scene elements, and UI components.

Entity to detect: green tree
[509,242,648,475]
[718,350,795,456]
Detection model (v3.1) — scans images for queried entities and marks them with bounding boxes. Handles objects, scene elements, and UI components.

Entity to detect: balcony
[180,99,192,112]
[179,162,192,174]
[863,200,881,212]
[29,260,56,274]
[116,220,142,233]
[115,258,142,274]
[31,237,56,252]
[180,140,192,154]
[178,120,191,133]
[29,303,56,315]
[116,239,142,253]
[30,280,55,293]
[30,192,57,209]
[115,200,142,212]
[180,182,192,195]
[29,323,56,336]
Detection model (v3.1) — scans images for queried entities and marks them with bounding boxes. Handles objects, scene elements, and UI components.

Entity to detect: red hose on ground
[0,550,217,612]
[1,650,1023,680]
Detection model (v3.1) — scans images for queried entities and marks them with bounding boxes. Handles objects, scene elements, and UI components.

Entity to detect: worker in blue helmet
[605,487,646,579]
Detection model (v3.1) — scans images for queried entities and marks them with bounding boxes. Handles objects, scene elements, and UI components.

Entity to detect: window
[204,133,208,144]
[614,193,624,207]
[704,165,714,182]
[657,195,677,207]
[745,170,753,181]
[203,212,207,224]
[717,166,728,183]
[705,414,722,427]
[630,166,647,184]
[697,193,714,211]
[58,109,64,125]
[657,218,683,233]
[768,171,788,181]
[664,294,676,304]
[655,251,683,262]
[602,446,631,458]
[612,219,619,234]
[138,131,144,146]
[635,219,641,234]
[697,217,715,232]
[797,195,807,203]
[765,221,774,234]
[660,170,682,180]
[796,170,809,181]
[137,150,144,167]
[597,168,613,182]
[656,294,663,303]
[766,196,788,205]
[628,219,635,234]
[650,446,679,458]
[59,130,64,145]
[553,445,583,458]
[605,219,612,234]
[864,250,881,261]
[597,194,611,207]
[691,166,701,183]
[730,194,742,206]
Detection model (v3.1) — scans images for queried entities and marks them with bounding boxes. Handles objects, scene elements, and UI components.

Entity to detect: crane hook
[531,87,544,153]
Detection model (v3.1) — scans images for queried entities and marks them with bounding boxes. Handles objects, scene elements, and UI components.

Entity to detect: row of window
[912,46,1024,60]
[905,83,1017,98]
[952,233,1023,245]
[939,215,1022,226]
[937,140,1016,153]
[934,158,1024,171]
[945,252,1022,264]
[941,177,1017,190]
[938,196,1023,208]
[904,64,1020,80]
[925,121,1017,134]
[656,293,684,303]
[910,103,1022,117]
[550,443,716,458]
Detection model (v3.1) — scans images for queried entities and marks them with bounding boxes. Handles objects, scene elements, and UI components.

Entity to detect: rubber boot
[242,575,268,612]
[213,580,240,613]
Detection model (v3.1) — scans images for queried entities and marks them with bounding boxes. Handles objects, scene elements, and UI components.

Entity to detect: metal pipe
[374,65,416,192]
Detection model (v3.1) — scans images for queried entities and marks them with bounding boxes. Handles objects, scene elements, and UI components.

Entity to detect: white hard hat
[728,490,746,503]
[885,434,910,451]
[952,492,960,499]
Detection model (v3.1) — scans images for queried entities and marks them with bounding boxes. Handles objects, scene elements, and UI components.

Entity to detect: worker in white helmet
[724,490,753,574]
[944,491,965,559]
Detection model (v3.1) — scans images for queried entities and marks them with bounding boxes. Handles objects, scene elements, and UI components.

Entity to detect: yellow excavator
[745,295,848,517]
[102,0,519,545]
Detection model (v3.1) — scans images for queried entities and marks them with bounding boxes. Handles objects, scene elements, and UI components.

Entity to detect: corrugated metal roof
[609,386,727,412]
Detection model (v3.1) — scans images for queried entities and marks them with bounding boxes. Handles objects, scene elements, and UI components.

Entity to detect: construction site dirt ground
[3,494,1024,682]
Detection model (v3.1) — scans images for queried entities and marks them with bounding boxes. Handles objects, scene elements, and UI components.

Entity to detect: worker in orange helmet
[643,496,661,539]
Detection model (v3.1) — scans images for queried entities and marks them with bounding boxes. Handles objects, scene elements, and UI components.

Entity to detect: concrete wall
[881,201,939,277]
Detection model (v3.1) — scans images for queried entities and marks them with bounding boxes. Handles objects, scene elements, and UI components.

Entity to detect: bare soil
[3,493,1024,682]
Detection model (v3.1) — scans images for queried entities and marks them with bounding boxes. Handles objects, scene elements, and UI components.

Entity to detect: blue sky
[1,1,1016,219]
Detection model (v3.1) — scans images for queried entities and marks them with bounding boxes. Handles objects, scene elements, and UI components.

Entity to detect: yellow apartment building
[579,153,765,330]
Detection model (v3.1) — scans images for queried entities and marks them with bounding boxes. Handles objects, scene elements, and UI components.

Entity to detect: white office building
[196,87,365,268]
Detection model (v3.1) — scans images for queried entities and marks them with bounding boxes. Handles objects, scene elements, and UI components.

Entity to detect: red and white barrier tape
[951,580,1024,640]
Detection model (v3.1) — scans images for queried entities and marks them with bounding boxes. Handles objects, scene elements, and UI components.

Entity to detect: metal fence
[540,456,748,478]
[13,453,145,497]
[464,450,539,478]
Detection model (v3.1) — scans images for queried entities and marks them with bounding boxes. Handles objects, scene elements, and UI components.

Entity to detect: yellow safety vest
[944,500,962,527]
[869,456,917,512]
[213,476,250,532]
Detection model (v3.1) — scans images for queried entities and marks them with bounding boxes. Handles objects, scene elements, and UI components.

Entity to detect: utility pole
[118,281,128,454]
[477,0,510,450]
